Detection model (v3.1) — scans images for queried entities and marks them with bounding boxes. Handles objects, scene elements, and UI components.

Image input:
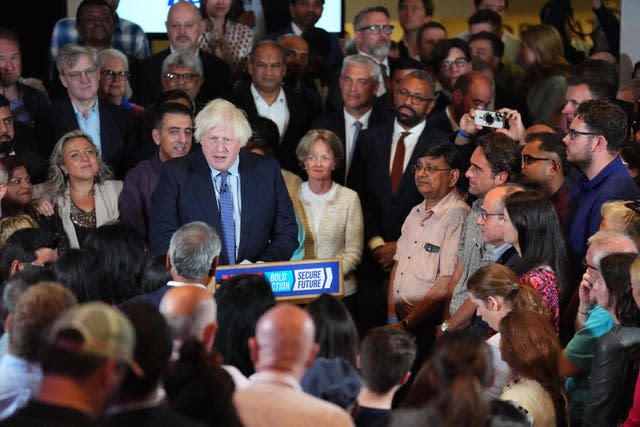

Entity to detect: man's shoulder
[199,50,231,71]
[1,400,96,427]
[116,17,145,33]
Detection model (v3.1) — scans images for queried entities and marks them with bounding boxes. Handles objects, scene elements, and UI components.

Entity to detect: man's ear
[4,313,12,334]
[202,322,218,349]
[10,260,22,276]
[397,371,411,387]
[248,337,258,365]
[305,342,319,369]
[152,128,161,146]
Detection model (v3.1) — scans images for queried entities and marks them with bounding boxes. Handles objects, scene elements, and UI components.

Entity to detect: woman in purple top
[502,190,568,331]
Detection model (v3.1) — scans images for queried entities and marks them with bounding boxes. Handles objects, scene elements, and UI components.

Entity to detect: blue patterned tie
[218,171,236,264]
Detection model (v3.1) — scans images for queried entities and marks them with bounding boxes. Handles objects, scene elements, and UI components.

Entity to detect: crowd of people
[0,0,639,426]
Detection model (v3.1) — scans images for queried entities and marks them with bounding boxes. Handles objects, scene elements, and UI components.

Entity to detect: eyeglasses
[163,72,199,82]
[439,57,469,71]
[64,67,98,81]
[411,163,451,174]
[356,24,394,34]
[567,128,598,140]
[522,154,554,165]
[101,69,130,81]
[305,154,334,164]
[479,208,504,221]
[582,258,600,272]
[396,88,433,105]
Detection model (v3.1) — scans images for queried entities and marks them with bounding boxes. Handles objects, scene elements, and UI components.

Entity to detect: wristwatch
[440,320,450,332]
[401,319,410,330]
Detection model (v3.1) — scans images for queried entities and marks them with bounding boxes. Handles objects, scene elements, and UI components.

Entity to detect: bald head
[251,304,317,378]
[159,286,217,345]
[166,2,204,53]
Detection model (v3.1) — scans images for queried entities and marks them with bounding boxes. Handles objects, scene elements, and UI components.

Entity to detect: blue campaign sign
[215,259,343,302]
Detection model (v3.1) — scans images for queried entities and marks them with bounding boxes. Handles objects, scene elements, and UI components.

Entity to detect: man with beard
[354,7,394,97]
[348,70,448,332]
[562,99,640,261]
[520,131,570,224]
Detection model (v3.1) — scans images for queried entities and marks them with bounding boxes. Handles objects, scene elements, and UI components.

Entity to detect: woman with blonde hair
[519,24,570,126]
[600,199,640,246]
[36,130,121,248]
[0,214,37,249]
[292,129,363,306]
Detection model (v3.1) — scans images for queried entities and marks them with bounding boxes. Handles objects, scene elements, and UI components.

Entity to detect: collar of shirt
[582,155,625,189]
[250,83,285,106]
[390,119,426,171]
[393,118,426,138]
[356,50,389,68]
[416,190,461,223]
[445,105,460,131]
[344,107,373,129]
[249,370,301,390]
[71,98,99,119]
[291,22,303,36]
[167,280,207,289]
[209,155,241,178]
[493,242,513,262]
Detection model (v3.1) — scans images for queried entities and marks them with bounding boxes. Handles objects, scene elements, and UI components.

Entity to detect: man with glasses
[34,44,135,179]
[429,38,473,116]
[354,6,394,97]
[559,230,637,425]
[563,99,640,262]
[348,70,447,333]
[134,1,231,107]
[386,142,469,365]
[160,52,204,108]
[521,131,570,224]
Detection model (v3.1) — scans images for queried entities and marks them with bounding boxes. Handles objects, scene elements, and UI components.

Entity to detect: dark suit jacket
[348,120,449,244]
[312,104,392,185]
[133,48,232,107]
[227,83,313,176]
[34,97,136,179]
[149,150,298,263]
[266,23,344,69]
[231,0,290,35]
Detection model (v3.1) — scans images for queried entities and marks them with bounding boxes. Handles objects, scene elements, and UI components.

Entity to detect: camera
[474,110,505,129]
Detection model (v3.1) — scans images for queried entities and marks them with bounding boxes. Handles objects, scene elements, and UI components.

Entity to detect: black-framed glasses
[582,258,600,272]
[101,69,130,81]
[567,128,598,140]
[522,154,554,165]
[439,57,469,71]
[396,88,433,105]
[411,163,451,174]
[356,24,394,34]
[479,208,504,221]
[163,72,199,82]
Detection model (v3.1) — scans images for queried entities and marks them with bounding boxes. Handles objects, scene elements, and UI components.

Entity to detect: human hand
[31,198,54,216]
[459,108,483,135]
[578,271,596,311]
[495,108,526,143]
[372,242,397,271]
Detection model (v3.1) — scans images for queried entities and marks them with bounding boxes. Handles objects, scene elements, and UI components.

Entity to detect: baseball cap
[47,301,144,377]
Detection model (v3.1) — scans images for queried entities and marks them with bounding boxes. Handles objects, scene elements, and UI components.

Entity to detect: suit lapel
[191,154,221,230]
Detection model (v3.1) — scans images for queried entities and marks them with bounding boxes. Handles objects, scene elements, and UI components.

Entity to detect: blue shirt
[210,157,241,260]
[72,100,101,156]
[49,15,150,61]
[0,353,43,420]
[565,156,640,258]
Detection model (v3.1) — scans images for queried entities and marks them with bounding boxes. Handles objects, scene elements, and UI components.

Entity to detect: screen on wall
[117,0,344,35]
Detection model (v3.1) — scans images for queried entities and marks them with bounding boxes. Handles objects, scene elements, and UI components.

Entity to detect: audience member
[561,72,617,133]
[621,255,640,427]
[1,302,139,426]
[392,330,494,427]
[397,0,434,59]
[83,222,145,305]
[134,1,231,106]
[502,190,568,330]
[119,102,193,242]
[159,52,205,111]
[355,327,416,427]
[539,0,588,65]
[467,263,548,398]
[445,134,520,333]
[36,130,122,249]
[227,40,313,175]
[0,227,57,281]
[103,302,203,427]
[35,44,136,179]
[583,252,640,426]
[74,0,116,54]
[353,7,394,97]
[429,38,473,115]
[292,130,363,304]
[198,0,254,82]
[499,309,568,427]
[600,200,640,245]
[52,248,102,303]
[416,22,447,76]
[0,156,68,250]
[214,274,275,377]
[0,283,76,420]
[387,57,424,109]
[313,54,389,184]
[48,0,150,62]
[132,221,220,307]
[560,231,637,424]
[563,100,640,261]
[233,304,353,426]
[149,99,298,263]
[0,29,50,127]
[387,142,469,362]
[518,24,569,126]
[520,131,570,224]
[96,49,143,117]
